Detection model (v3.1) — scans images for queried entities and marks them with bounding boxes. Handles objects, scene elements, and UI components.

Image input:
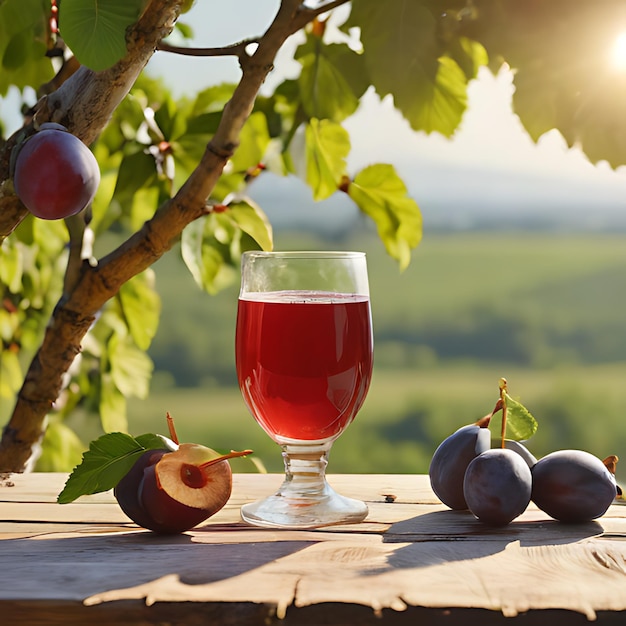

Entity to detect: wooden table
[1,472,626,625]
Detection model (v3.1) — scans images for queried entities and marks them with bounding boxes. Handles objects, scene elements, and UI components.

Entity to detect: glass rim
[242,250,366,259]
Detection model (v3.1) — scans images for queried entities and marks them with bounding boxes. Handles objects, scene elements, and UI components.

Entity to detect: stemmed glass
[235,251,374,528]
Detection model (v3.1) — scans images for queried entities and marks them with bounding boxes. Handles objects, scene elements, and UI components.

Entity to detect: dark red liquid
[236,291,373,442]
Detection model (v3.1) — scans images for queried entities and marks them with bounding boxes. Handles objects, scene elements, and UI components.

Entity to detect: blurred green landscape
[125,226,626,483]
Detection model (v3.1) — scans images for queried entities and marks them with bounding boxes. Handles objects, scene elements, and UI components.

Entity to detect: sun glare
[610,31,626,71]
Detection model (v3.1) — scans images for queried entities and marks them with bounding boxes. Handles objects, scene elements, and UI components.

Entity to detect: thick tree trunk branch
[0,0,315,472]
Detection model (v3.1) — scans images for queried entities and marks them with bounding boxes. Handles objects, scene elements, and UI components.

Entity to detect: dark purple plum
[463,448,532,526]
[429,423,491,510]
[531,450,617,523]
[13,124,100,220]
[501,439,537,468]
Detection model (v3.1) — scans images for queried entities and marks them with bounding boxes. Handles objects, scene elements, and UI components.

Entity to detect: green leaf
[99,373,128,434]
[346,0,438,94]
[181,217,212,291]
[297,41,365,122]
[181,215,236,294]
[347,0,469,136]
[2,29,31,70]
[35,422,85,473]
[447,36,489,82]
[175,22,194,39]
[0,0,54,94]
[136,432,172,449]
[154,95,188,142]
[399,55,469,136]
[229,112,271,174]
[348,164,422,270]
[59,0,145,71]
[0,239,23,293]
[114,150,157,201]
[108,334,153,399]
[305,118,350,201]
[0,349,22,398]
[129,186,161,232]
[502,392,539,441]
[228,200,273,252]
[57,432,165,504]
[118,270,161,351]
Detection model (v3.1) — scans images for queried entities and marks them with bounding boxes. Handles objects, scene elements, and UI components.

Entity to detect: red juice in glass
[236,290,373,443]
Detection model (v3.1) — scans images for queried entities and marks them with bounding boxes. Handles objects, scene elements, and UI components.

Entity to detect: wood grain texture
[1,473,626,624]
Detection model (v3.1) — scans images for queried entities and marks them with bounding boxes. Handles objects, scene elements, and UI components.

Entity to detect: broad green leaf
[297,41,365,122]
[154,95,189,142]
[230,112,271,174]
[346,0,468,136]
[305,118,350,201]
[90,167,120,234]
[99,373,128,434]
[136,432,173,449]
[57,432,164,503]
[118,270,161,350]
[35,422,85,473]
[348,164,422,270]
[0,0,54,94]
[32,216,68,254]
[2,29,31,70]
[114,149,157,201]
[181,215,238,294]
[175,22,194,39]
[228,200,273,252]
[0,349,21,398]
[108,334,153,399]
[346,0,438,95]
[59,0,145,71]
[183,111,222,137]
[181,217,210,290]
[0,239,23,293]
[0,309,19,343]
[502,392,539,441]
[398,55,469,136]
[129,186,160,232]
[192,83,236,117]
[447,36,489,82]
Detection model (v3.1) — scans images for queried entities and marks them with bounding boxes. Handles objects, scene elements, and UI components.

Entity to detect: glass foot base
[240,481,369,529]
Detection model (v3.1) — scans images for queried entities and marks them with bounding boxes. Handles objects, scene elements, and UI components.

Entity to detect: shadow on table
[0,529,315,597]
[375,509,603,570]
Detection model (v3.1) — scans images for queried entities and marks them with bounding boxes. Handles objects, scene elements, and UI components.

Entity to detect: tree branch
[156,39,259,58]
[303,0,352,19]
[0,0,324,472]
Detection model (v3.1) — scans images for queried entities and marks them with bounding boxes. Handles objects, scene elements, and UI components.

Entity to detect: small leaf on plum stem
[57,432,165,504]
[498,391,538,442]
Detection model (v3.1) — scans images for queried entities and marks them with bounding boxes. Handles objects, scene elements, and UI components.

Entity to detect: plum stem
[476,398,503,428]
[199,449,253,471]
[499,378,508,448]
[166,412,179,445]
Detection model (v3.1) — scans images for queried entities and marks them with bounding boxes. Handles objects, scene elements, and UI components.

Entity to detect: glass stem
[279,441,333,499]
